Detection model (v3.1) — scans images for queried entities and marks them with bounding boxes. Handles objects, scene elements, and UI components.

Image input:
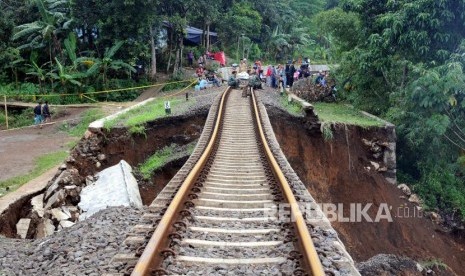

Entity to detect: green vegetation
[104,97,195,135]
[313,103,383,127]
[138,144,177,179]
[420,259,449,271]
[315,0,465,218]
[0,150,68,197]
[320,122,334,141]
[59,108,105,137]
[281,96,303,116]
[0,108,33,129]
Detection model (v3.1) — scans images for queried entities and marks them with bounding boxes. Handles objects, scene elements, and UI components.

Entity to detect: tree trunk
[166,30,173,73]
[202,23,206,48]
[206,23,210,51]
[149,26,157,80]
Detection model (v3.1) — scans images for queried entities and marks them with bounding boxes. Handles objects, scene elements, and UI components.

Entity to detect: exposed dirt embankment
[268,108,465,275]
[0,114,207,239]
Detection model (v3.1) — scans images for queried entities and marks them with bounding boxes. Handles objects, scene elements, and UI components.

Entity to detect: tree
[79,41,136,89]
[12,0,72,65]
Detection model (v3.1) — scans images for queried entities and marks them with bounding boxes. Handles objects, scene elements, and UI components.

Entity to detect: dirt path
[0,108,87,183]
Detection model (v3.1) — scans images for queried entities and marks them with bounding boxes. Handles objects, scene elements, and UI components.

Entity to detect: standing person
[265,66,272,87]
[187,51,194,67]
[288,61,296,88]
[239,58,247,73]
[277,64,286,89]
[42,101,51,123]
[271,65,277,88]
[33,101,43,128]
[285,61,291,87]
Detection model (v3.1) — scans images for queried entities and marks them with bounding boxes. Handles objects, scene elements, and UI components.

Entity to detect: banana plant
[77,41,136,89]
[47,57,83,91]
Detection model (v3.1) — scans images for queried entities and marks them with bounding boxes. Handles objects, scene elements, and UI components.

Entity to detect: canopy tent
[163,21,217,45]
[186,26,217,45]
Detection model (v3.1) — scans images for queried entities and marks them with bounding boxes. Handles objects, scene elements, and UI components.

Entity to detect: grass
[139,144,177,179]
[0,150,69,197]
[420,259,449,271]
[104,97,196,135]
[313,102,384,127]
[59,108,105,137]
[280,95,303,116]
[0,108,35,129]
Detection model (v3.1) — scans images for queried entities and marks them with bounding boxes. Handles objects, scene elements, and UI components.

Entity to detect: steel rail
[131,87,231,276]
[251,89,325,276]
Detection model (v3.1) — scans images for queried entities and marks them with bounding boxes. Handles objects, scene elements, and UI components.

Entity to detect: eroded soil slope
[269,109,465,275]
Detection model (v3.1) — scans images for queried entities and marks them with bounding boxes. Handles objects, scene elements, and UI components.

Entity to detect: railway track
[129,87,324,275]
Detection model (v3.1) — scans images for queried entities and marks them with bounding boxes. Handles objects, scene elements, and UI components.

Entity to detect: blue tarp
[163,21,217,45]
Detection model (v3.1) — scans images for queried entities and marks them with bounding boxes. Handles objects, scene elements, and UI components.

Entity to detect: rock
[86,175,94,186]
[97,154,106,161]
[45,190,66,209]
[370,161,380,170]
[44,173,64,201]
[84,130,93,139]
[95,162,101,168]
[50,208,71,221]
[377,166,388,172]
[16,218,31,239]
[397,184,412,196]
[60,168,80,186]
[31,194,45,217]
[429,212,442,224]
[59,164,67,170]
[64,185,79,198]
[78,160,143,220]
[66,156,76,164]
[408,194,421,205]
[66,206,80,221]
[44,219,55,236]
[59,220,75,228]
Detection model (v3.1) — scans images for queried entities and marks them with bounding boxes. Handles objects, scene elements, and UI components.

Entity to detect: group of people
[195,64,222,91]
[264,58,315,89]
[33,101,51,128]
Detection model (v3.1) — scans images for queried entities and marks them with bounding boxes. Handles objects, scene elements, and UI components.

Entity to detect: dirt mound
[292,77,336,102]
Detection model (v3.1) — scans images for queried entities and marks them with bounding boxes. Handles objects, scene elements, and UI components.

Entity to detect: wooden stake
[4,95,8,129]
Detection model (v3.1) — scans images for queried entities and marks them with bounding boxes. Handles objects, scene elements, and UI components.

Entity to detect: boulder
[397,184,412,196]
[78,160,143,220]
